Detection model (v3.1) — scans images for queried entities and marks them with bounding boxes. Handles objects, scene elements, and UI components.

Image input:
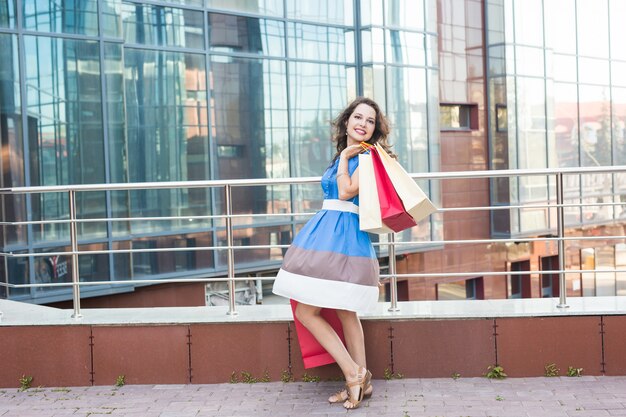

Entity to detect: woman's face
[345,103,376,145]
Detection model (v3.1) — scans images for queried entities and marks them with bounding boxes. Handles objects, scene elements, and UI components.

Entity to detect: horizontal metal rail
[1,165,626,318]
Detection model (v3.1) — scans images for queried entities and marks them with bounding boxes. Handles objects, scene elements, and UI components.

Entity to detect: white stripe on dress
[273,268,379,314]
[321,199,359,214]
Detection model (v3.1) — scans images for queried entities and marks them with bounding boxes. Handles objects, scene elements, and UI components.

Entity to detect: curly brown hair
[331,97,395,162]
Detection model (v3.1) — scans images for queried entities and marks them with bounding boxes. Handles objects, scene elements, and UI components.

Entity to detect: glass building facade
[0,0,442,303]
[487,0,626,236]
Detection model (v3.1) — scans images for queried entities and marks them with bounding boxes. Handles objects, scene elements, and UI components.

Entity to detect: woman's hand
[340,144,365,160]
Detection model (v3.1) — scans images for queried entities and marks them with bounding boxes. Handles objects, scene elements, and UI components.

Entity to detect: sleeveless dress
[272,155,380,314]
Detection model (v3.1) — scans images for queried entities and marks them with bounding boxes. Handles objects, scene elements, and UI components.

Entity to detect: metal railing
[1,165,626,319]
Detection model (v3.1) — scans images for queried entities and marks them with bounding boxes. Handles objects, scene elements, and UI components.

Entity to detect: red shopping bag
[370,147,417,232]
[290,299,345,369]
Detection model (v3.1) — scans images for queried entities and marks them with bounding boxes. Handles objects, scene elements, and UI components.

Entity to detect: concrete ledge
[2,296,626,326]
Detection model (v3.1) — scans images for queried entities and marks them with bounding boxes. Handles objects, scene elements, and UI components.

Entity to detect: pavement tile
[1,377,626,416]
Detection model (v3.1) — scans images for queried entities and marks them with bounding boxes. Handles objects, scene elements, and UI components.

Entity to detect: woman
[272,97,393,409]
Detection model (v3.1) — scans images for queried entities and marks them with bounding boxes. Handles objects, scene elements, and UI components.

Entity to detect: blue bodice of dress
[320,156,360,205]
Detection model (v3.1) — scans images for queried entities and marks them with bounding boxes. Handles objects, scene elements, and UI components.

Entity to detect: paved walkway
[2,376,626,417]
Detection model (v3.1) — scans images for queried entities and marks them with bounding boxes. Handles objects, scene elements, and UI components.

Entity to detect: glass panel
[514,46,543,77]
[578,85,611,167]
[612,61,626,88]
[360,28,385,63]
[287,23,351,62]
[286,0,353,26]
[385,0,424,30]
[23,0,98,35]
[78,243,109,283]
[617,244,626,295]
[131,233,213,279]
[360,0,383,26]
[581,247,595,296]
[124,49,209,233]
[613,87,626,166]
[164,0,203,5]
[206,0,283,17]
[513,0,542,47]
[210,56,287,181]
[0,0,15,28]
[122,4,204,49]
[544,0,576,54]
[103,43,128,235]
[577,0,609,58]
[551,54,576,83]
[610,0,626,61]
[289,62,347,179]
[487,45,505,76]
[101,0,122,38]
[0,34,26,245]
[553,82,579,167]
[486,0,505,45]
[209,13,284,57]
[595,246,615,296]
[386,30,426,66]
[24,36,106,243]
[578,58,609,86]
[7,252,28,297]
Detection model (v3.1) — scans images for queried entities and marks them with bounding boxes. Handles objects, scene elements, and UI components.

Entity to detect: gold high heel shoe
[342,367,372,410]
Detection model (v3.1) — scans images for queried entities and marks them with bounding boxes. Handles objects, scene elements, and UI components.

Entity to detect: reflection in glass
[578,85,611,167]
[287,0,352,26]
[595,246,615,296]
[544,0,576,54]
[581,247,595,296]
[616,244,626,295]
[289,62,346,179]
[613,87,626,166]
[101,0,122,38]
[206,0,283,17]
[386,30,426,66]
[210,56,288,255]
[577,0,609,58]
[0,0,15,28]
[23,0,98,35]
[209,13,284,56]
[24,36,106,242]
[360,28,385,63]
[385,0,424,30]
[8,252,29,297]
[287,23,351,62]
[122,3,204,49]
[103,43,129,235]
[0,34,27,245]
[513,0,542,47]
[514,46,543,77]
[578,58,609,85]
[551,54,577,83]
[124,49,209,232]
[610,0,626,61]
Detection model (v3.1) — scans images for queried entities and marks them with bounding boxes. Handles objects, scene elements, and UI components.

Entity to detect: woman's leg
[294,303,360,378]
[327,309,373,403]
[335,309,366,369]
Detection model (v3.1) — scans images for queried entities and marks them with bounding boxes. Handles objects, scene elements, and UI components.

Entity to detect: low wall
[2,313,625,388]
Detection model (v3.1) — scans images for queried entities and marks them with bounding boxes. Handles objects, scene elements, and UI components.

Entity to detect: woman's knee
[295,303,320,326]
[335,309,359,325]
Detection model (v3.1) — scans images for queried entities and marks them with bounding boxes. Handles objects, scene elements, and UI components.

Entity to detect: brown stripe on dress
[281,245,379,287]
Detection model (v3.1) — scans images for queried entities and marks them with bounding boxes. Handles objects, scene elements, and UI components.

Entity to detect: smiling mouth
[354,129,366,135]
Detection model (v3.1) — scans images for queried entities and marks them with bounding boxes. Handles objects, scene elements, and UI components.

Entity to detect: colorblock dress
[272,155,380,314]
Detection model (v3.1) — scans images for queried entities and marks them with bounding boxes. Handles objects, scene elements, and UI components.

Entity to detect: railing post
[556,173,569,309]
[69,190,82,319]
[225,185,238,316]
[387,233,400,312]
